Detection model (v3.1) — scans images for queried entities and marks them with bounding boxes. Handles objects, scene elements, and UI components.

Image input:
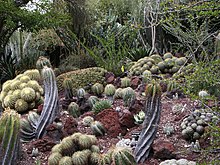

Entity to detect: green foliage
[92,100,112,114]
[183,60,220,98]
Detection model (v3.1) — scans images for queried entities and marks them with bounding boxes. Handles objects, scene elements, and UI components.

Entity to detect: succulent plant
[63,78,74,100]
[23,69,41,81]
[10,80,21,90]
[91,83,104,96]
[87,96,99,108]
[51,143,63,154]
[163,52,173,59]
[142,70,152,83]
[92,100,112,114]
[35,66,59,139]
[20,87,36,103]
[77,88,86,99]
[67,102,80,118]
[166,79,178,92]
[19,75,31,83]
[134,110,145,125]
[122,87,136,107]
[82,116,94,126]
[90,121,106,136]
[135,80,162,163]
[0,109,20,165]
[163,123,175,136]
[90,145,100,153]
[59,156,73,165]
[3,94,17,109]
[71,151,89,165]
[104,84,116,96]
[109,146,137,165]
[78,134,97,150]
[89,152,99,165]
[198,90,209,98]
[113,88,123,100]
[61,136,76,156]
[15,99,29,112]
[36,56,52,70]
[121,77,131,88]
[98,153,111,165]
[48,152,63,165]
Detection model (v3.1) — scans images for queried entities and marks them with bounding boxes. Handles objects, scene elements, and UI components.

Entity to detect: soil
[17,91,220,165]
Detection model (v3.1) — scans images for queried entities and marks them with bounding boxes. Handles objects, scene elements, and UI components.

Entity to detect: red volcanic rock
[153,140,176,160]
[61,115,78,138]
[129,99,145,114]
[119,109,135,128]
[46,123,62,141]
[95,109,123,138]
[105,72,115,84]
[131,76,141,89]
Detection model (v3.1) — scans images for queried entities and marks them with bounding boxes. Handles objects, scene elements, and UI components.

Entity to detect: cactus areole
[134,81,162,163]
[35,66,59,139]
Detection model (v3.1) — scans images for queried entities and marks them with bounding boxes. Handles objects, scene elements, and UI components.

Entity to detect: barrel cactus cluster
[0,69,43,113]
[56,67,107,92]
[48,132,99,165]
[129,53,187,76]
[181,109,218,140]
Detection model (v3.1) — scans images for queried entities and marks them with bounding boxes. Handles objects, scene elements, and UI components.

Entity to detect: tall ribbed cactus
[35,66,59,139]
[134,80,162,163]
[0,108,20,165]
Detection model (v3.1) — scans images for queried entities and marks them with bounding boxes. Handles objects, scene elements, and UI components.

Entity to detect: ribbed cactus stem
[35,66,59,139]
[0,109,20,165]
[134,81,162,163]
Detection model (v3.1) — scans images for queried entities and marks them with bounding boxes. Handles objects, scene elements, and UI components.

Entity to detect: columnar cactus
[0,109,20,165]
[134,80,162,163]
[35,66,59,139]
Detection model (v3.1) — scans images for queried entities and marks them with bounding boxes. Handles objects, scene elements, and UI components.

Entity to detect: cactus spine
[35,66,59,139]
[0,109,20,165]
[134,80,162,163]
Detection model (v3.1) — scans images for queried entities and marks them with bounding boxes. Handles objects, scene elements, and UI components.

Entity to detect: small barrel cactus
[59,156,73,165]
[48,152,63,165]
[61,136,76,156]
[0,109,20,165]
[121,77,131,88]
[89,152,99,165]
[104,84,116,96]
[67,102,80,118]
[78,134,97,150]
[113,88,123,100]
[122,87,136,107]
[98,153,111,165]
[82,116,94,126]
[91,83,104,96]
[109,146,137,165]
[90,121,106,136]
[87,96,99,108]
[77,88,86,99]
[142,70,152,83]
[71,150,88,165]
[63,78,74,100]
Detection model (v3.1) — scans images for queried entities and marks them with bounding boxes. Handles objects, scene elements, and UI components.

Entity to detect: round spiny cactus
[163,52,173,59]
[10,80,21,90]
[0,91,7,103]
[19,75,31,83]
[20,87,36,102]
[71,132,83,144]
[92,100,112,114]
[51,143,62,154]
[48,152,63,165]
[98,153,111,165]
[90,145,100,153]
[87,96,99,108]
[67,102,80,118]
[89,152,99,165]
[59,156,73,165]
[27,80,41,92]
[15,99,29,112]
[77,88,86,99]
[61,136,75,156]
[121,77,131,88]
[109,146,137,165]
[12,89,21,100]
[36,56,52,70]
[113,88,123,99]
[3,94,16,109]
[63,78,73,89]
[24,69,41,81]
[19,83,27,90]
[90,121,106,136]
[71,151,88,165]
[145,80,162,97]
[78,134,97,150]
[104,84,116,96]
[91,83,104,96]
[82,116,94,126]
[122,87,136,107]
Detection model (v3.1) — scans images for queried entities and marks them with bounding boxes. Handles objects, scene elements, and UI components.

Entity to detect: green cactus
[133,110,145,125]
[109,146,137,165]
[167,79,178,92]
[92,100,112,114]
[27,80,41,92]
[121,77,131,88]
[19,75,31,83]
[20,117,35,142]
[122,87,136,107]
[82,116,94,126]
[59,156,73,165]
[91,83,104,96]
[15,99,29,112]
[98,153,111,165]
[12,89,21,100]
[67,102,80,118]
[77,88,86,99]
[36,56,52,70]
[113,88,123,100]
[78,134,97,150]
[104,84,116,96]
[0,109,20,165]
[3,94,16,109]
[60,136,75,156]
[71,151,89,165]
[142,70,152,83]
[20,87,36,102]
[63,77,74,99]
[48,152,63,165]
[89,152,99,165]
[10,80,21,90]
[90,121,106,136]
[0,91,7,103]
[163,52,173,59]
[87,96,99,108]
[135,80,162,163]
[2,80,12,92]
[23,69,41,81]
[51,143,63,154]
[90,145,100,153]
